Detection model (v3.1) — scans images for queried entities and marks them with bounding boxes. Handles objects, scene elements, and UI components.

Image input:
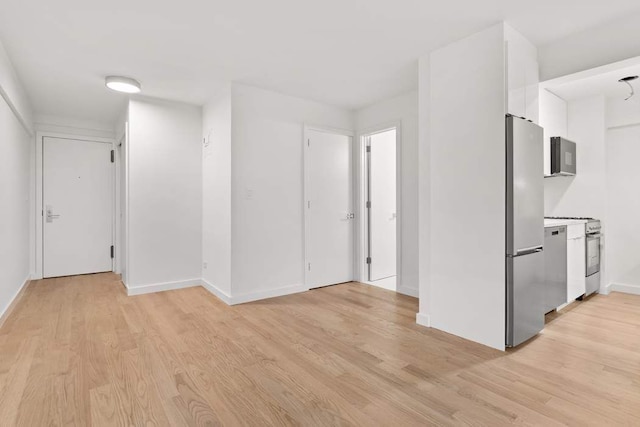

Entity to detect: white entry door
[305,129,354,288]
[367,129,397,281]
[43,137,113,278]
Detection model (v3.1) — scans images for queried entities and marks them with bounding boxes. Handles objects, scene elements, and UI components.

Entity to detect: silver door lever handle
[46,206,60,223]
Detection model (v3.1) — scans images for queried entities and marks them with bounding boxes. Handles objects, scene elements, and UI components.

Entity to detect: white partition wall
[202,85,233,301]
[0,40,33,321]
[126,98,203,294]
[426,23,515,351]
[229,84,354,302]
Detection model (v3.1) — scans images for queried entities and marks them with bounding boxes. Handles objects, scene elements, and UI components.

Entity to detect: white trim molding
[607,283,640,296]
[0,276,31,328]
[416,312,431,328]
[126,278,201,296]
[201,279,232,305]
[229,284,308,305]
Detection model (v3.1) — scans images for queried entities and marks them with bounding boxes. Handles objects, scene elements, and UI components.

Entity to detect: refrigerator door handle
[513,245,544,257]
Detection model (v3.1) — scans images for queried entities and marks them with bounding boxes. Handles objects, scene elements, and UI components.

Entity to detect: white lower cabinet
[567,224,586,301]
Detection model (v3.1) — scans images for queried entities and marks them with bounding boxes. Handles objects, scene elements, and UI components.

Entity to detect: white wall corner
[201,279,233,305]
[126,278,201,296]
[600,284,612,296]
[416,312,430,328]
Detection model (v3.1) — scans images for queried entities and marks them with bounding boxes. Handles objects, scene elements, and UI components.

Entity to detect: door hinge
[307,201,311,209]
[366,257,371,264]
[110,245,115,259]
[366,201,371,208]
[110,150,115,163]
[366,145,371,153]
[308,263,311,271]
[307,139,310,147]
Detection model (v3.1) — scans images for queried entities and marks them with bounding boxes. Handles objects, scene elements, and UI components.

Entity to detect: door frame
[114,131,127,278]
[34,132,116,279]
[303,125,356,289]
[356,121,403,293]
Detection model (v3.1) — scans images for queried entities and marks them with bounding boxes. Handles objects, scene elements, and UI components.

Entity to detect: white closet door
[305,129,353,288]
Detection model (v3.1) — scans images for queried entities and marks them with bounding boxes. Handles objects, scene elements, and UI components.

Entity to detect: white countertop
[544,218,588,228]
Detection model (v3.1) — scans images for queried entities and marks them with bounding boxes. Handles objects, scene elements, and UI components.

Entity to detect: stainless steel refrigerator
[506,115,545,348]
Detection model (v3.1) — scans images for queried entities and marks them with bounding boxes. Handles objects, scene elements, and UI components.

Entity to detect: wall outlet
[203,262,208,269]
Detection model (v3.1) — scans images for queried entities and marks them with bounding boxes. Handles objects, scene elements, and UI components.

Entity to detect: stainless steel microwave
[550,137,576,176]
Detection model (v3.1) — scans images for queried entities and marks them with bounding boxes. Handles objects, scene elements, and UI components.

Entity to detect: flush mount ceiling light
[105,76,141,94]
[618,75,638,100]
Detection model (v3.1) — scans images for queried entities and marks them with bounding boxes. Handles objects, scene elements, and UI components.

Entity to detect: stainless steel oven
[585,220,601,296]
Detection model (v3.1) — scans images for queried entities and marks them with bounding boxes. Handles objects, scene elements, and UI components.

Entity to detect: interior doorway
[360,126,398,291]
[304,127,355,289]
[37,136,114,278]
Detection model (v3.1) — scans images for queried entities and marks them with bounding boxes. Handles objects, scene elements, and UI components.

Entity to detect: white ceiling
[1,0,640,124]
[547,62,640,101]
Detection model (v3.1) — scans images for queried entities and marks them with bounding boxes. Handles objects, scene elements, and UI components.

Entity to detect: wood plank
[0,273,639,425]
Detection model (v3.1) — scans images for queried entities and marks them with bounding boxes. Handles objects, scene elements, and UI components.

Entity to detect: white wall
[0,42,32,319]
[0,40,32,133]
[539,11,640,82]
[606,96,640,128]
[606,125,640,291]
[34,114,116,139]
[127,98,202,293]
[355,91,419,297]
[605,97,640,293]
[544,96,606,221]
[202,85,232,297]
[428,24,507,350]
[230,84,353,300]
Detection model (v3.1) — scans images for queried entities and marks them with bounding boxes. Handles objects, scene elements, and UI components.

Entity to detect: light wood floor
[1,274,639,426]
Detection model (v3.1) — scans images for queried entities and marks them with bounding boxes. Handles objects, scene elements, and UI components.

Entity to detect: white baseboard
[126,278,201,296]
[416,312,430,328]
[230,284,308,305]
[397,286,419,298]
[201,279,232,305]
[609,282,640,296]
[126,277,308,305]
[0,275,31,328]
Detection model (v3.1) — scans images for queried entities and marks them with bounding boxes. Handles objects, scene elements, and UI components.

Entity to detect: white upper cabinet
[538,89,568,176]
[504,25,539,124]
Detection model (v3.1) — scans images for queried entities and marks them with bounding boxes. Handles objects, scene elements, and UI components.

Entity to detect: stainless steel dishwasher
[544,226,568,313]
